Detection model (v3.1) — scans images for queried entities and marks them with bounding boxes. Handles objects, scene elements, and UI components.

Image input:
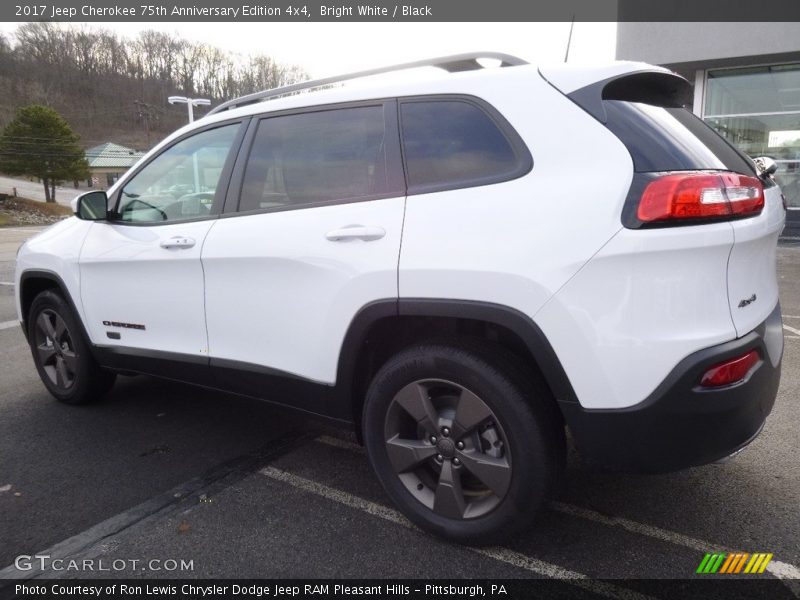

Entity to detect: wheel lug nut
[430,436,437,444]
[456,441,464,450]
[453,458,461,466]
[441,427,450,437]
[436,454,443,461]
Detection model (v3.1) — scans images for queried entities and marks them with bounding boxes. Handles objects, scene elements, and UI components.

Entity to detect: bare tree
[0,24,308,151]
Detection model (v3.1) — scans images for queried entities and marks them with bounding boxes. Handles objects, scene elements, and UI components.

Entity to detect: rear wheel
[27,290,116,405]
[363,342,563,544]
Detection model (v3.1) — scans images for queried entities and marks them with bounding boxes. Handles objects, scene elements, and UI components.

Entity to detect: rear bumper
[559,303,783,472]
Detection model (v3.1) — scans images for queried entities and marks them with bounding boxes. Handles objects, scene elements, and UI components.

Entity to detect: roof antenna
[564,16,575,63]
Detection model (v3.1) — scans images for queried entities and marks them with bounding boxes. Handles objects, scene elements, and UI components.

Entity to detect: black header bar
[4,0,800,22]
[1,579,797,600]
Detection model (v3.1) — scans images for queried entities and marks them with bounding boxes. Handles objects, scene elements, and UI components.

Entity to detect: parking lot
[0,225,798,597]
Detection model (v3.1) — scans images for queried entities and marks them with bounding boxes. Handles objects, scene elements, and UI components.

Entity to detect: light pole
[168,96,211,193]
[167,96,211,123]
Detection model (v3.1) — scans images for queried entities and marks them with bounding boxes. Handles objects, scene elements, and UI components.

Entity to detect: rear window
[567,72,756,175]
[400,99,531,193]
[603,101,756,174]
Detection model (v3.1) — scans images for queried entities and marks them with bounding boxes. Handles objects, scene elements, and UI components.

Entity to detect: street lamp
[168,96,211,123]
[168,96,211,193]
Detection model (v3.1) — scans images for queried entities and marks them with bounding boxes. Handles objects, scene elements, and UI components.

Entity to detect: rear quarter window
[399,98,532,194]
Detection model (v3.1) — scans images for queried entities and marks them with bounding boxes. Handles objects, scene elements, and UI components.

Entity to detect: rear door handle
[325,225,386,242]
[159,236,196,249]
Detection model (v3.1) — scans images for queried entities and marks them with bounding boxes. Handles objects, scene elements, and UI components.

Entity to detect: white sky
[0,22,617,77]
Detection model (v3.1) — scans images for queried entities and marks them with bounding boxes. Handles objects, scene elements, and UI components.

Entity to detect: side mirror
[72,191,109,221]
[753,156,778,177]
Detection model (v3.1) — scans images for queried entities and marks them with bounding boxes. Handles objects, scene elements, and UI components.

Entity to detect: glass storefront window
[705,64,800,117]
[705,64,800,209]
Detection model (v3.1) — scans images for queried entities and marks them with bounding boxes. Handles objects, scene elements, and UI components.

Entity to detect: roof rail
[206,52,528,116]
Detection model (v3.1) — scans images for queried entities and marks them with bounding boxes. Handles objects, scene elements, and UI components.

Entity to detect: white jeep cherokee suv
[15,54,785,543]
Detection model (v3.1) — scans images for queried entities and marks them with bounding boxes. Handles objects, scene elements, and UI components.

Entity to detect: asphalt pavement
[0,226,798,596]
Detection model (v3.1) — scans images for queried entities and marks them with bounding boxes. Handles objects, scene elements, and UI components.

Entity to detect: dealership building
[85,142,144,189]
[617,23,800,238]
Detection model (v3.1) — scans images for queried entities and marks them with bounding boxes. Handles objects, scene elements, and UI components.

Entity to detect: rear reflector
[638,172,764,223]
[700,350,760,388]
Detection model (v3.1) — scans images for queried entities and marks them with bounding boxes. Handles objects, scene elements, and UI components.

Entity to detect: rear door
[201,101,405,398]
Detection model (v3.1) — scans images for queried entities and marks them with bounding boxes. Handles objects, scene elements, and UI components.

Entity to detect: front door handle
[325,225,386,242]
[159,236,196,249]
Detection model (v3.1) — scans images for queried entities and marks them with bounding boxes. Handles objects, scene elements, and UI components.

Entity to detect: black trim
[601,71,692,107]
[559,303,783,472]
[85,298,573,426]
[383,98,406,197]
[95,345,209,366]
[88,301,399,422]
[18,270,90,346]
[91,346,350,426]
[397,298,578,404]
[218,116,254,215]
[108,118,249,226]
[562,70,692,124]
[223,116,259,214]
[210,357,323,383]
[222,99,406,218]
[210,358,341,419]
[336,299,399,421]
[93,346,212,387]
[397,94,533,196]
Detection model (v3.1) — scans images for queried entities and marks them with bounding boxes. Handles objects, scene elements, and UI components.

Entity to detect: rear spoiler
[539,63,692,124]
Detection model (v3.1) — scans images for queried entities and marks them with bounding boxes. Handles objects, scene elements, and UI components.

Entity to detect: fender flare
[336,298,579,409]
[18,270,90,346]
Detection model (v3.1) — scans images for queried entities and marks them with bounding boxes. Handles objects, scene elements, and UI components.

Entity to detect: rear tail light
[700,350,760,388]
[637,172,764,224]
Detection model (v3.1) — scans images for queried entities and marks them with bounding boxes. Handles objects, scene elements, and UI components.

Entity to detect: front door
[79,122,244,360]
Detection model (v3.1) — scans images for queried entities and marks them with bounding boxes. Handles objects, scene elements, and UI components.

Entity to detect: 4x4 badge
[738,294,757,308]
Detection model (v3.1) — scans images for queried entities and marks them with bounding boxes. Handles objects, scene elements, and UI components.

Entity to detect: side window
[239,105,390,212]
[400,99,528,192]
[118,124,240,223]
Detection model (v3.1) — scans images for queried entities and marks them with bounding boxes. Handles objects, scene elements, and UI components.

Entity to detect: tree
[0,24,308,149]
[0,105,88,202]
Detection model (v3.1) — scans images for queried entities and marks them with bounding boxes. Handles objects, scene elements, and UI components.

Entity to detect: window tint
[603,101,755,175]
[400,100,521,190]
[118,124,239,223]
[239,106,390,212]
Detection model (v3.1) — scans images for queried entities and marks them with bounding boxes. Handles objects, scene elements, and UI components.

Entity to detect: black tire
[27,290,116,405]
[362,341,564,545]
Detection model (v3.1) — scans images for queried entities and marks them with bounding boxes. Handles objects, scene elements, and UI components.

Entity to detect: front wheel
[362,342,563,544]
[27,290,116,405]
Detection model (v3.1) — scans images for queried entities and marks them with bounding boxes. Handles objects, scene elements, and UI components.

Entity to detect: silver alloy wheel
[383,378,512,519]
[33,309,77,390]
